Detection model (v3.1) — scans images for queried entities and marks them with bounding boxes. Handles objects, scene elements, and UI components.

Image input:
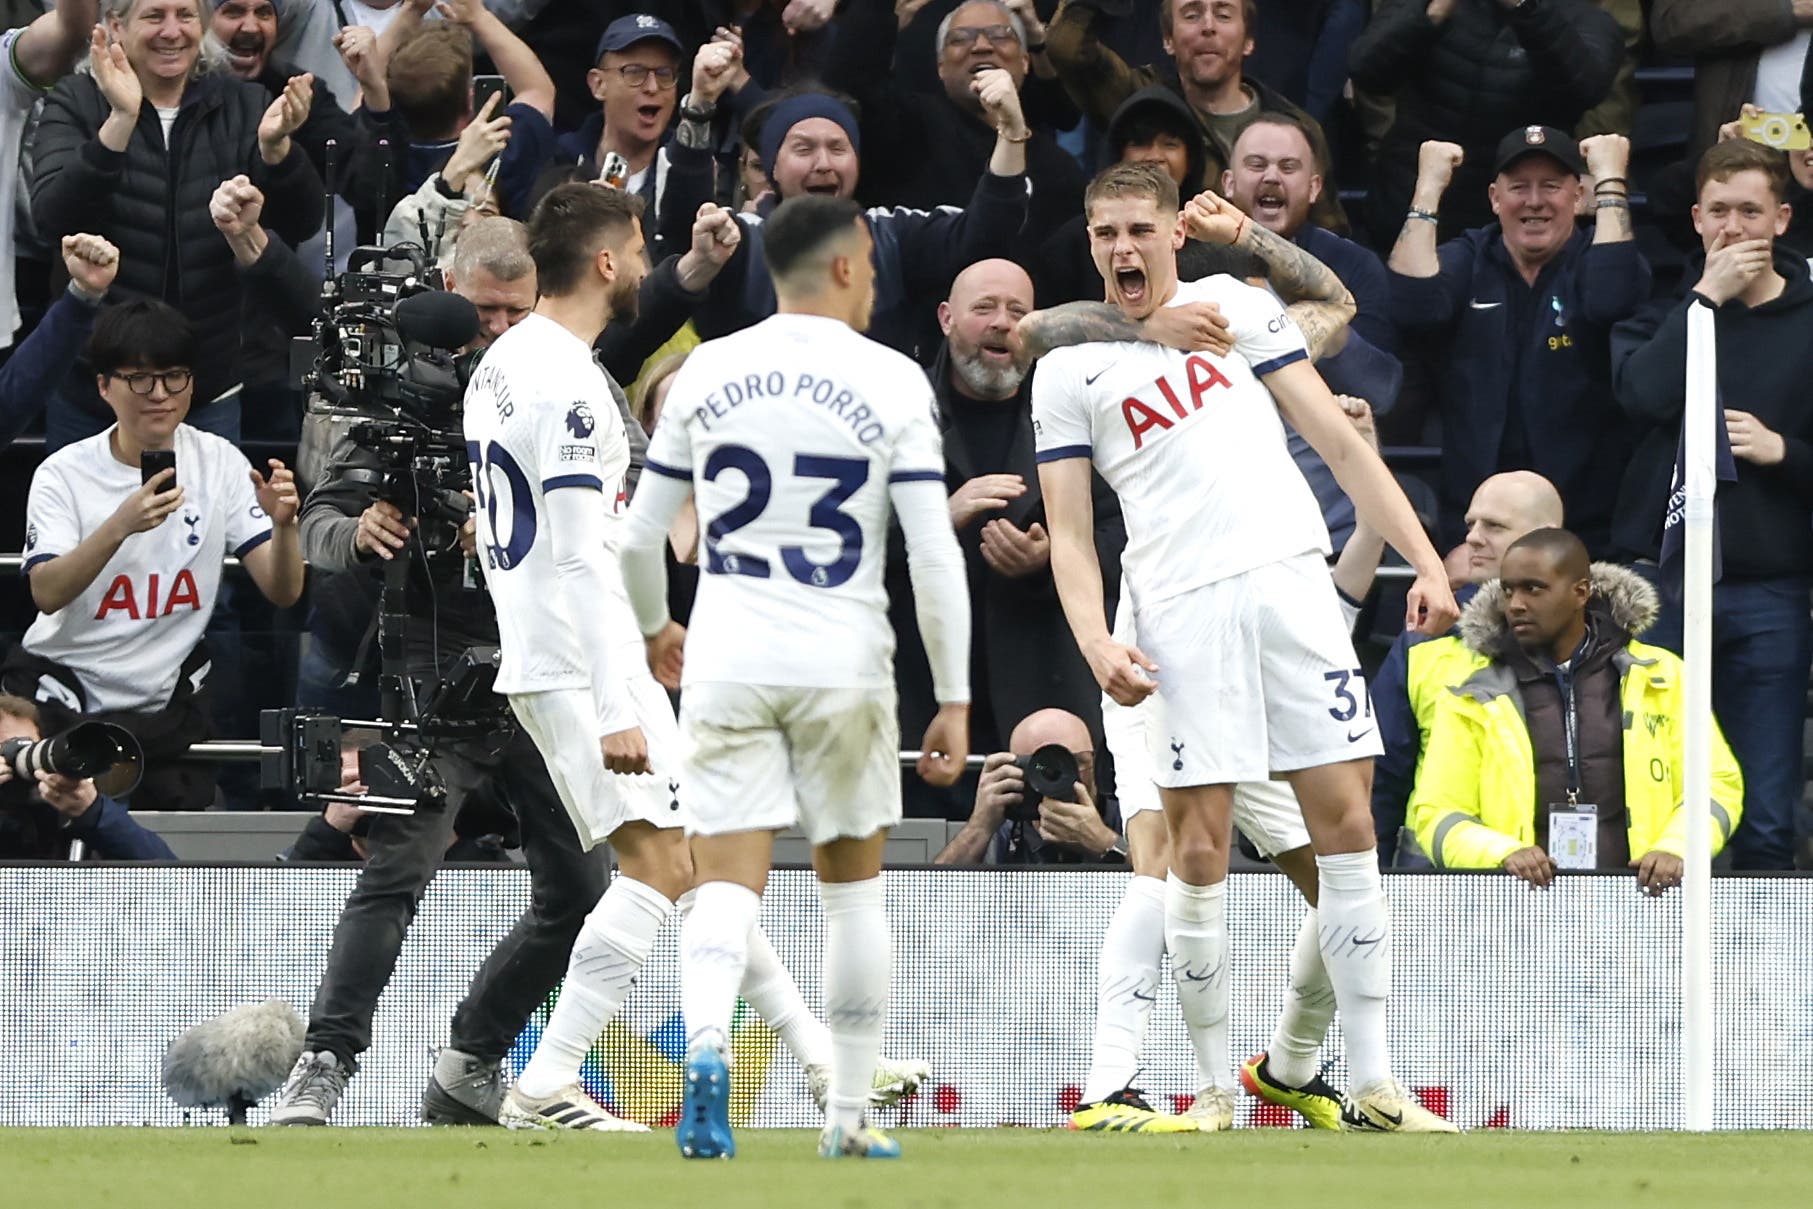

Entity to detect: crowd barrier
[3,866,1809,1130]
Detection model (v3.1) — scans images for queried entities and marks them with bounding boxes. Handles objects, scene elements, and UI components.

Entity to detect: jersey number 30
[468,440,535,570]
[703,445,866,588]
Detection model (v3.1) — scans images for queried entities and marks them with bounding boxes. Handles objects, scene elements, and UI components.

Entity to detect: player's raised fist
[1415,141,1464,193]
[1087,637,1159,707]
[917,702,971,788]
[601,725,651,776]
[1180,191,1247,247]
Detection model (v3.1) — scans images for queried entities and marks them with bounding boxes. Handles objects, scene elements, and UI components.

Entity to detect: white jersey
[642,313,944,689]
[22,425,271,712]
[463,313,635,695]
[1032,275,1330,608]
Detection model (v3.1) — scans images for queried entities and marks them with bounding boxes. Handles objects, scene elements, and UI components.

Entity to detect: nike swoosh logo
[1374,1108,1403,1127]
[1085,367,1109,385]
[1347,727,1375,743]
[1468,300,1503,310]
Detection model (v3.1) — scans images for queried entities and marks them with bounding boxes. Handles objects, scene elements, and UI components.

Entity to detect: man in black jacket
[1612,139,1813,871]
[32,8,324,449]
[1349,0,1623,245]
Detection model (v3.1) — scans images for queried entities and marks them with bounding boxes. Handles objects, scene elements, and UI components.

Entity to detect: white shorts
[680,682,901,845]
[1102,686,1312,859]
[510,678,687,851]
[1134,552,1383,787]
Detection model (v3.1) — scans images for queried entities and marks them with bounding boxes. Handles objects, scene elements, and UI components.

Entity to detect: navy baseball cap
[1493,125,1586,177]
[596,14,684,61]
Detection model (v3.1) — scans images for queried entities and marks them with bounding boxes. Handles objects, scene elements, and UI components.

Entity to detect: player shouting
[1030,162,1460,1132]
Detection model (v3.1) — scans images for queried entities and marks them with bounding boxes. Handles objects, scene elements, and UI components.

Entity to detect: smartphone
[1739,110,1811,150]
[141,448,176,492]
[473,74,511,115]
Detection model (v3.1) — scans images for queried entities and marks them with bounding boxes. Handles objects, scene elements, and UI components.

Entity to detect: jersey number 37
[704,444,867,589]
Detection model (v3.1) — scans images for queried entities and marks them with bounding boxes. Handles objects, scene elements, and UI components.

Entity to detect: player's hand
[109,469,183,537]
[1336,395,1379,452]
[1139,302,1233,357]
[1631,849,1684,897]
[601,726,650,775]
[917,702,970,788]
[62,234,119,298]
[38,771,98,819]
[1725,408,1787,466]
[1037,785,1117,855]
[1086,637,1159,707]
[1502,845,1556,889]
[458,490,477,557]
[250,460,300,527]
[1180,190,1249,247]
[972,66,1028,140]
[1694,229,1772,306]
[979,518,1050,578]
[356,500,412,559]
[948,473,1024,528]
[970,752,1023,827]
[1414,141,1464,198]
[444,91,510,192]
[1405,568,1459,636]
[644,620,686,691]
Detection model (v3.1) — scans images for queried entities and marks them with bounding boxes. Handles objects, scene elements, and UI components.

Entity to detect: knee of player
[613,829,693,901]
[1168,831,1230,877]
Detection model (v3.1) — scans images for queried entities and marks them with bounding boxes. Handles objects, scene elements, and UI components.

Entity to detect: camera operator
[0,694,174,861]
[934,708,1124,865]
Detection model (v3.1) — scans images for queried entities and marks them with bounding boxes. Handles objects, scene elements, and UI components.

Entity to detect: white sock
[679,881,763,1055]
[1081,875,1167,1104]
[1316,851,1393,1090]
[516,876,673,1099]
[1266,909,1337,1088]
[741,923,833,1068]
[1164,874,1232,1092]
[820,877,889,1134]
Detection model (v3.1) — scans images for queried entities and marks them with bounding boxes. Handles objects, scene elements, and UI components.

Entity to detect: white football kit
[630,313,969,844]
[463,313,682,848]
[1033,275,1381,786]
[22,424,271,713]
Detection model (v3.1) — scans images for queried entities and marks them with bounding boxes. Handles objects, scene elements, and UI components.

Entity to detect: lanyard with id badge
[1547,677,1598,870]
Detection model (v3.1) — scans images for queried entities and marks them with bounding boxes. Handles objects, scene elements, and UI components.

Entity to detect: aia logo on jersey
[1121,354,1232,450]
[565,403,596,438]
[94,570,202,620]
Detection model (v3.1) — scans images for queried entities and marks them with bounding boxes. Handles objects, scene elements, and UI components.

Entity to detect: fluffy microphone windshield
[162,999,305,1124]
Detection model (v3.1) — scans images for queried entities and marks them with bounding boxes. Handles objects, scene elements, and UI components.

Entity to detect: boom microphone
[394,289,480,351]
[162,1000,305,1125]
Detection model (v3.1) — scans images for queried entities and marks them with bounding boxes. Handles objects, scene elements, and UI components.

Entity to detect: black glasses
[945,24,1019,50]
[611,63,679,89]
[112,369,192,396]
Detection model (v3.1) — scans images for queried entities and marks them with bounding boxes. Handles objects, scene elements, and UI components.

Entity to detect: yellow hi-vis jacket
[1408,564,1743,869]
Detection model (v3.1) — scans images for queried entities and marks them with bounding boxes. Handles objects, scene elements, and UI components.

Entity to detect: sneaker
[677,1043,735,1159]
[1184,1085,1236,1132]
[498,1084,647,1132]
[818,1121,901,1159]
[1070,1085,1199,1133]
[1240,1053,1342,1131]
[1340,1079,1461,1133]
[806,1057,931,1111]
[421,1048,505,1126]
[271,1051,354,1126]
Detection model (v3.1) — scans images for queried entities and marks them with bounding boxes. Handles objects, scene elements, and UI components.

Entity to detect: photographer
[0,694,174,861]
[934,708,1124,865]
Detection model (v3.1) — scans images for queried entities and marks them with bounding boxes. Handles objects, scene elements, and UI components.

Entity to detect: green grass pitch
[5,1129,1812,1208]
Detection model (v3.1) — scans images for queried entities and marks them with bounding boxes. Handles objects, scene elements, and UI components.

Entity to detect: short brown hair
[527,183,644,297]
[0,694,39,729]
[1160,0,1257,40]
[388,24,473,139]
[1696,138,1792,205]
[1085,161,1180,220]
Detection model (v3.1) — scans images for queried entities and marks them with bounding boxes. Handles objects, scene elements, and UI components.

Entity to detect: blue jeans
[1638,567,1812,870]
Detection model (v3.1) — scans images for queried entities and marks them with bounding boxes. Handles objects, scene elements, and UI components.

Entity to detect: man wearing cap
[654,84,1031,359]
[1387,126,1649,554]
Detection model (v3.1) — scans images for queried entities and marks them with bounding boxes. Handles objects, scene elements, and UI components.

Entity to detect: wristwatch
[1106,836,1130,861]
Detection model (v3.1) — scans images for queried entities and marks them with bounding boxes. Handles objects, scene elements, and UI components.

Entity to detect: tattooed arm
[1226,213,1356,361]
[1581,134,1634,245]
[1389,140,1463,279]
[1015,300,1233,366]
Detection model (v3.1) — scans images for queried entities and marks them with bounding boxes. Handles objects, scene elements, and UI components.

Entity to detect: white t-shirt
[0,29,46,350]
[21,425,272,713]
[642,313,946,690]
[340,0,409,36]
[1032,275,1330,608]
[463,312,635,696]
[1753,31,1812,111]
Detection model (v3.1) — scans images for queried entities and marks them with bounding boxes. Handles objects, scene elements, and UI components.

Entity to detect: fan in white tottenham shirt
[21,425,276,713]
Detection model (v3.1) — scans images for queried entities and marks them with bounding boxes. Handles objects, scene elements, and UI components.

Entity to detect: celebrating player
[463,183,921,1132]
[620,195,973,1161]
[1030,163,1460,1132]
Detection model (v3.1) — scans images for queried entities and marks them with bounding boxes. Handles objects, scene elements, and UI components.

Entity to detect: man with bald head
[935,708,1122,864]
[1409,529,1743,892]
[446,217,536,350]
[1371,470,1566,863]
[889,260,1122,790]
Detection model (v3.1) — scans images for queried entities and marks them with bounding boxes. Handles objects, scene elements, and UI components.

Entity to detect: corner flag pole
[1681,301,1717,1132]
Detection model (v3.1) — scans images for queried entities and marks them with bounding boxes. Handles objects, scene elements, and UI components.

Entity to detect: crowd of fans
[0,0,1808,875]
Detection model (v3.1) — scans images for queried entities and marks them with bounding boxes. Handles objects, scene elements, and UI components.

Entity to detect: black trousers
[303,722,609,1065]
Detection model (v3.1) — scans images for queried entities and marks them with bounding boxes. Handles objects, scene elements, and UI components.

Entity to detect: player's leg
[1162,782,1239,1131]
